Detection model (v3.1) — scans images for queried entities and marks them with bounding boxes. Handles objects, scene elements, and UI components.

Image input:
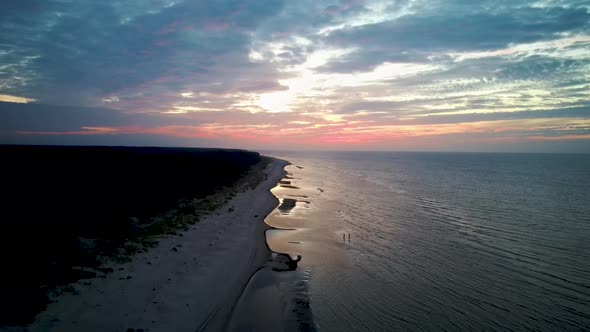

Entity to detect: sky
[1,0,589,152]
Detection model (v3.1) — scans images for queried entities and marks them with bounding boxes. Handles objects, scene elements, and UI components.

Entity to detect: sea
[263,151,590,331]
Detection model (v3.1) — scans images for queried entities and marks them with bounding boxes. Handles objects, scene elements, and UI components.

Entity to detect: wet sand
[225,262,313,332]
[4,158,289,332]
[225,208,314,332]
[225,164,324,332]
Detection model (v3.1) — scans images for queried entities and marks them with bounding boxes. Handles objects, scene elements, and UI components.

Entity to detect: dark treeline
[0,145,261,325]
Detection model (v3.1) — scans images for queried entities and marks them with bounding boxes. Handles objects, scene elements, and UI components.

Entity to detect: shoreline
[4,157,289,332]
[224,163,317,332]
[200,157,291,332]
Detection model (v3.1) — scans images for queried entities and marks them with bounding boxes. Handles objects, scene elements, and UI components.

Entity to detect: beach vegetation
[0,145,264,325]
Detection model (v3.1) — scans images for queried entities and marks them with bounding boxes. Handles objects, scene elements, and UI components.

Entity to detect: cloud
[1,0,589,152]
[320,6,590,72]
[0,101,190,132]
[0,0,287,108]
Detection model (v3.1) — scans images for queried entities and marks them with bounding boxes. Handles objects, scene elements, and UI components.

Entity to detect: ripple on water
[269,152,590,331]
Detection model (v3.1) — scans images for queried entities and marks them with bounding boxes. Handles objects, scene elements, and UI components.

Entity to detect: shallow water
[265,151,590,331]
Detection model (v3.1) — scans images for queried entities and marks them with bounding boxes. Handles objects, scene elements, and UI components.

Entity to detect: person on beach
[348,233,350,242]
[342,233,346,241]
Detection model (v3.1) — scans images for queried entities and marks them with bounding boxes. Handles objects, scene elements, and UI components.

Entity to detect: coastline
[4,157,289,332]
[224,162,317,332]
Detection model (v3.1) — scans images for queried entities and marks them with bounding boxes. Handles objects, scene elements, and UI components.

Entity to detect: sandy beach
[5,157,289,332]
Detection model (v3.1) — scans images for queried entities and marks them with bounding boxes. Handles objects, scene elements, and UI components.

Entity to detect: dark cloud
[0,101,192,132]
[0,0,286,105]
[320,6,590,72]
[254,0,368,40]
[318,51,433,73]
[242,0,369,70]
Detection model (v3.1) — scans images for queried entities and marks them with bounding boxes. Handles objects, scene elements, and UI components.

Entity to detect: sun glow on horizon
[256,91,293,113]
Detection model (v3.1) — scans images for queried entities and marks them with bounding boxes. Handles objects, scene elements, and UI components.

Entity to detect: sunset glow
[1,0,589,152]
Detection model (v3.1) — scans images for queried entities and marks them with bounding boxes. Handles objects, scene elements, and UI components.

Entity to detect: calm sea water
[264,151,590,331]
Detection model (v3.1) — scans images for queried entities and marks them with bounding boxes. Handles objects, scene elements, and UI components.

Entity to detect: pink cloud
[14,117,590,150]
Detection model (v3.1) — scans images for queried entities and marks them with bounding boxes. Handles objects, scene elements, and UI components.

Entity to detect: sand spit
[4,158,288,332]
